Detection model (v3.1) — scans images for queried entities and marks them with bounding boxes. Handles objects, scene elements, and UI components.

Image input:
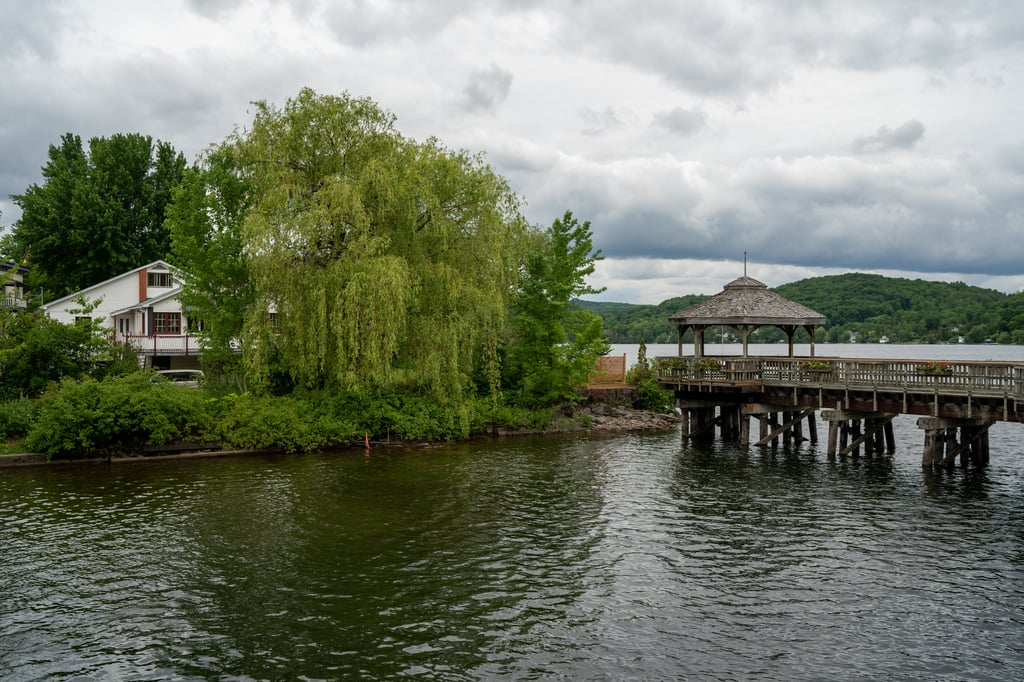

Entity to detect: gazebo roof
[668,276,826,327]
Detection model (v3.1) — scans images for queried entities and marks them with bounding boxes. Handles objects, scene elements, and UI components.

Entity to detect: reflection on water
[2,426,1023,680]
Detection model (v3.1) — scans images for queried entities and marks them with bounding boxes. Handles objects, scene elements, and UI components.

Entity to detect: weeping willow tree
[233,88,531,399]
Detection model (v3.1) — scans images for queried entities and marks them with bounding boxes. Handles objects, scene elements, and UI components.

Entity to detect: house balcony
[119,333,204,356]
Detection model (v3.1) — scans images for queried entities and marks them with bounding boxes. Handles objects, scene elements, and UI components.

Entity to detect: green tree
[166,145,254,383]
[0,299,136,400]
[10,133,186,297]
[504,210,610,406]
[231,88,531,398]
[626,340,674,412]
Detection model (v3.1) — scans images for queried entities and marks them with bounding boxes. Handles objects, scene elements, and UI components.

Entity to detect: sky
[2,0,1023,303]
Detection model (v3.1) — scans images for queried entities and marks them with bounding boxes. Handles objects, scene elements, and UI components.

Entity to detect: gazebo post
[807,325,816,357]
[695,326,705,358]
[782,324,796,357]
[677,325,685,357]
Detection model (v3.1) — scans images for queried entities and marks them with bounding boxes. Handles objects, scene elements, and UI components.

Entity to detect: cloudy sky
[3,0,1022,303]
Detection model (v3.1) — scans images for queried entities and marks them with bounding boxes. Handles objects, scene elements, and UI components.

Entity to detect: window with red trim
[153,312,181,335]
[148,272,173,287]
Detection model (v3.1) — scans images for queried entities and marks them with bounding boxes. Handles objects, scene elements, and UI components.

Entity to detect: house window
[153,312,181,335]
[148,272,173,288]
[269,312,280,329]
[74,316,91,326]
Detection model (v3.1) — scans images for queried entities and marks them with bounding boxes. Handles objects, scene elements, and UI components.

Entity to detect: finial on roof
[743,251,747,277]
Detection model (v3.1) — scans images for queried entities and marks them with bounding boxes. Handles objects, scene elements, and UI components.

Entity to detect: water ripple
[2,429,1023,680]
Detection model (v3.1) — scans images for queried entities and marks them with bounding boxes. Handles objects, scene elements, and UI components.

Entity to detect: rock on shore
[574,403,681,432]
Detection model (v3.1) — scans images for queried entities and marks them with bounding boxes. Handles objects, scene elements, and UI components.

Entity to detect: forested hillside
[579,273,1024,345]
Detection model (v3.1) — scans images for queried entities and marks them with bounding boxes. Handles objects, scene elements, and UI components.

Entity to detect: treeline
[581,273,1024,345]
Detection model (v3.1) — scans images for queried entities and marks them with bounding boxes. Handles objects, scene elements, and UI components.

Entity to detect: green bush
[25,373,214,459]
[305,389,477,443]
[211,393,323,453]
[0,398,38,441]
[474,400,555,431]
[627,361,675,413]
[384,394,472,441]
[19,375,612,459]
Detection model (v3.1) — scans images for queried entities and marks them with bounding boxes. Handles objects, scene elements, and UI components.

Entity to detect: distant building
[1,260,29,311]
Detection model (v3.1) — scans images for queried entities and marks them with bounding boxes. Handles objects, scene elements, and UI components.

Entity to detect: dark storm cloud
[0,40,287,225]
[509,149,1023,279]
[461,64,514,113]
[853,120,926,153]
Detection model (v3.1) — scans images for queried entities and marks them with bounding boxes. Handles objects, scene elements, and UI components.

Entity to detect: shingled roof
[668,276,826,326]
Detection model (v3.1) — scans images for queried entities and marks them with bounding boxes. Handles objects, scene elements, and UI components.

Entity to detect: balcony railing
[119,333,203,356]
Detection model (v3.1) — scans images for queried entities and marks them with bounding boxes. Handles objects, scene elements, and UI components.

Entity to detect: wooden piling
[916,417,994,471]
[827,420,839,460]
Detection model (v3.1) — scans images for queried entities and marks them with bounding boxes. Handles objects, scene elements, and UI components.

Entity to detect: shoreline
[0,405,681,468]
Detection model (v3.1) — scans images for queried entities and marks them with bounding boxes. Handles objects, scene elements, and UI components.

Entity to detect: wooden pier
[658,355,1024,470]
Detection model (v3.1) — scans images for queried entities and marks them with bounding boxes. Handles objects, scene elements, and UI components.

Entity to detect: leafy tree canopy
[166,144,254,382]
[504,210,610,406]
[230,88,532,398]
[10,132,186,298]
[0,298,137,400]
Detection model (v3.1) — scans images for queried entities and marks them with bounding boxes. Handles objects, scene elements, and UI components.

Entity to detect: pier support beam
[916,417,993,470]
[752,408,814,447]
[743,404,818,449]
[678,401,821,448]
[821,410,897,461]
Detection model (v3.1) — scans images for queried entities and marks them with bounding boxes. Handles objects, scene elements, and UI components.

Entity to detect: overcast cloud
[2,0,1022,303]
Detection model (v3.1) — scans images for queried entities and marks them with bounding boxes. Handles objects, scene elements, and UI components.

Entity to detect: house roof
[668,276,826,327]
[109,286,183,316]
[2,260,29,276]
[41,260,180,309]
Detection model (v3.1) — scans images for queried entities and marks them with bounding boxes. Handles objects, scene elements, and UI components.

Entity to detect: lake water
[2,344,1023,680]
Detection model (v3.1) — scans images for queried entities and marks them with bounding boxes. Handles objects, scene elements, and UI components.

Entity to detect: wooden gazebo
[668,276,826,358]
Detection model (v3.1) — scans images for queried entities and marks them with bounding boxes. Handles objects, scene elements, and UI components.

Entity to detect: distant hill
[578,273,1024,345]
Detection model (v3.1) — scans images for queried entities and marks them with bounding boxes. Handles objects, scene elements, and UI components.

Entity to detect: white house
[1,260,30,311]
[42,260,203,370]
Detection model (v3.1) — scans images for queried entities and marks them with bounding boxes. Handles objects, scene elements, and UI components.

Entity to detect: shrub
[627,359,675,413]
[25,373,214,459]
[382,394,472,441]
[0,398,38,441]
[305,389,479,442]
[211,393,322,453]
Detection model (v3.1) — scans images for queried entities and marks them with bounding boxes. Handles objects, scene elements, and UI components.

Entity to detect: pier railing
[656,356,1024,400]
